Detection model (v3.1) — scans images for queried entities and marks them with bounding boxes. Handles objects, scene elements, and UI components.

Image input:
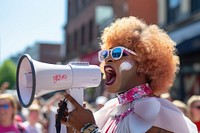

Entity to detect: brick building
[63,0,161,64]
[18,43,61,64]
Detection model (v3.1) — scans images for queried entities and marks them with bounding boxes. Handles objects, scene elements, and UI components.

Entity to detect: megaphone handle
[56,98,67,133]
[67,88,83,112]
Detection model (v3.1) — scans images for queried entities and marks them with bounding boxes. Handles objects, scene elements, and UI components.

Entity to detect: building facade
[13,43,61,64]
[63,0,129,63]
[163,0,200,101]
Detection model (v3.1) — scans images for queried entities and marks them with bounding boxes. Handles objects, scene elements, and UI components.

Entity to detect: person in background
[16,100,26,122]
[95,96,108,111]
[160,93,173,102]
[0,82,10,94]
[23,100,43,133]
[0,93,26,133]
[173,100,187,116]
[187,95,200,132]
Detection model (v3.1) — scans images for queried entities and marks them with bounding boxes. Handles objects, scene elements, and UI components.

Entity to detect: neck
[193,117,200,122]
[0,119,13,127]
[118,81,149,95]
[29,119,36,126]
[117,83,152,104]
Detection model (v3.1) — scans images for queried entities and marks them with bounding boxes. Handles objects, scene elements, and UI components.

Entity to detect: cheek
[119,61,134,72]
[191,109,200,115]
[7,107,14,114]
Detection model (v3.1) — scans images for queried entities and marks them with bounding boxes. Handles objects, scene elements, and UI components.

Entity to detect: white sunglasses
[98,46,137,62]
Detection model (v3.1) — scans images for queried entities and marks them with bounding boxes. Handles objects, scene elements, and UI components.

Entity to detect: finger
[58,101,63,107]
[64,110,68,116]
[62,115,73,127]
[57,108,68,114]
[61,120,71,127]
[86,109,93,114]
[56,113,68,123]
[61,116,67,122]
[83,102,86,108]
[64,93,82,110]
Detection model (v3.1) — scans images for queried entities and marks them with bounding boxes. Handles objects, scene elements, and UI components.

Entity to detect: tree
[0,59,16,89]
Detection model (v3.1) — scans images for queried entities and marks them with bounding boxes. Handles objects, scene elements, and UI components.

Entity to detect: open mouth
[104,65,116,86]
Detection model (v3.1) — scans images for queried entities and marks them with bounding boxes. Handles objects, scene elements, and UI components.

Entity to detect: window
[89,19,94,43]
[74,31,77,50]
[82,0,86,6]
[167,0,181,23]
[77,0,82,10]
[81,25,85,45]
[191,0,200,13]
[67,34,70,55]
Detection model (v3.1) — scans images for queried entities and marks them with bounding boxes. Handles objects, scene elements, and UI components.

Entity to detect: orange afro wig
[100,16,179,95]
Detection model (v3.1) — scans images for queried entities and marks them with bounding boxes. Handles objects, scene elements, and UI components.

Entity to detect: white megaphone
[16,54,102,109]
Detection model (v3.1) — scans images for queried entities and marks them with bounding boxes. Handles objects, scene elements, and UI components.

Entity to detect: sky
[0,0,66,64]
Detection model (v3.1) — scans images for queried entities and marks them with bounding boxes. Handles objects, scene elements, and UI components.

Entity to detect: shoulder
[133,97,161,122]
[145,97,198,133]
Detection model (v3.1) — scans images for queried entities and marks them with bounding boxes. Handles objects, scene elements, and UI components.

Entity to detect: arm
[57,93,99,133]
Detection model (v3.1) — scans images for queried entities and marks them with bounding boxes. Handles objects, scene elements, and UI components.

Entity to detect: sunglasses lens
[112,47,122,59]
[0,104,9,110]
[4,104,9,109]
[99,50,108,62]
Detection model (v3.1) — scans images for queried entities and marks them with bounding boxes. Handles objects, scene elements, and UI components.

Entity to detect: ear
[137,65,145,75]
[137,63,149,75]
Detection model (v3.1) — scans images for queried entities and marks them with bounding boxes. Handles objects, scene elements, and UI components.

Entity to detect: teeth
[105,67,113,71]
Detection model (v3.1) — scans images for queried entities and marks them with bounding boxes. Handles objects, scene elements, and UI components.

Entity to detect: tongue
[106,72,116,85]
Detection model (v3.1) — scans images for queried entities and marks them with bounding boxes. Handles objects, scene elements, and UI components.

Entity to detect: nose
[105,54,114,63]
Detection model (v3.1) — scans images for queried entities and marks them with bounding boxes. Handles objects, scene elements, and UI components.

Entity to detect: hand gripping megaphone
[16,54,102,108]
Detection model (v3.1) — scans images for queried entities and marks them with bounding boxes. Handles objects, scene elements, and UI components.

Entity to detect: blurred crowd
[160,93,200,132]
[1,82,200,133]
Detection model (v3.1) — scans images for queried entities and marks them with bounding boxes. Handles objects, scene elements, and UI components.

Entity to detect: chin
[105,82,123,94]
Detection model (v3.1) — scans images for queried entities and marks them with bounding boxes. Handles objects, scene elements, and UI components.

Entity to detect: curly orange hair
[100,16,179,95]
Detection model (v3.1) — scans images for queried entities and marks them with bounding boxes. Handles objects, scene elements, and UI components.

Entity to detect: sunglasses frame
[98,46,137,62]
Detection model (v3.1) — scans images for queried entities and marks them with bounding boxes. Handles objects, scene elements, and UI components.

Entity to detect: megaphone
[16,54,102,108]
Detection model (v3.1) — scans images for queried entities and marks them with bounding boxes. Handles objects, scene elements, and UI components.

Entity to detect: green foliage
[0,60,16,89]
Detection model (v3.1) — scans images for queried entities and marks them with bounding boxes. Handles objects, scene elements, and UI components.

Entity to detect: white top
[23,121,42,133]
[94,97,198,133]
